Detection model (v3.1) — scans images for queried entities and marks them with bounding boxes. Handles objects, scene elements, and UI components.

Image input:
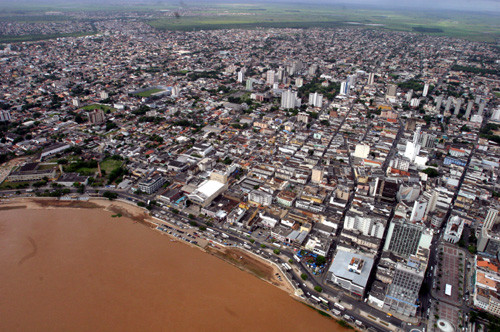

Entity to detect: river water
[0,208,346,331]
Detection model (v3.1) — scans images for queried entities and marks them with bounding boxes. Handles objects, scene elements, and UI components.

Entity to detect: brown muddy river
[0,208,346,331]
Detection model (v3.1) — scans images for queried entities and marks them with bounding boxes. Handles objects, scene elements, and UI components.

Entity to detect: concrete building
[422,83,429,97]
[465,100,473,120]
[188,180,227,207]
[367,72,375,86]
[354,144,370,159]
[89,109,105,124]
[138,174,166,194]
[248,189,273,206]
[266,70,276,85]
[281,90,300,109]
[327,248,375,297]
[383,257,426,316]
[311,166,324,184]
[308,92,323,108]
[344,211,386,239]
[384,220,427,258]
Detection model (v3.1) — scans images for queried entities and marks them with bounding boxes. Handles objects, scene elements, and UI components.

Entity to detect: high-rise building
[245,79,253,91]
[478,208,500,253]
[406,90,413,102]
[485,208,499,231]
[445,97,453,113]
[384,220,424,258]
[171,85,180,97]
[410,200,428,222]
[465,100,473,120]
[340,81,349,95]
[100,91,109,99]
[435,96,443,110]
[237,71,245,83]
[454,99,462,116]
[311,166,324,184]
[421,133,437,148]
[422,83,429,97]
[478,101,486,116]
[367,73,375,86]
[386,84,397,97]
[308,64,318,77]
[88,109,105,124]
[295,77,304,88]
[383,257,426,316]
[308,92,323,108]
[72,98,81,107]
[266,70,275,85]
[281,90,300,109]
[0,110,11,122]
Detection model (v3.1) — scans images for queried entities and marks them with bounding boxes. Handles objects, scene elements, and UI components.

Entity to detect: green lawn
[100,158,123,174]
[81,104,116,113]
[134,88,164,97]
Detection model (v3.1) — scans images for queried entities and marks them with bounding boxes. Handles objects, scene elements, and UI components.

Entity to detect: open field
[148,3,500,42]
[134,88,164,97]
[81,104,116,113]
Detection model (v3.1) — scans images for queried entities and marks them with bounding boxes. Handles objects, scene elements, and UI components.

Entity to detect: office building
[383,257,426,317]
[384,220,424,258]
[327,248,375,297]
[138,174,166,194]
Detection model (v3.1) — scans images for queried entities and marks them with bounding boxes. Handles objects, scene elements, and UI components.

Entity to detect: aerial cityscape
[0,1,499,331]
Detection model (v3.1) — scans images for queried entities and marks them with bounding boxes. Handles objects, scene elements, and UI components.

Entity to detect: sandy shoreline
[0,197,296,296]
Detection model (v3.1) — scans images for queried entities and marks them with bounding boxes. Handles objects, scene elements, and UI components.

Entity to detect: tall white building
[404,127,422,162]
[308,92,323,108]
[281,90,300,109]
[367,73,375,86]
[295,77,304,88]
[237,71,245,83]
[266,70,276,85]
[340,81,349,95]
[171,85,180,98]
[422,83,429,97]
[465,100,473,120]
[344,213,386,239]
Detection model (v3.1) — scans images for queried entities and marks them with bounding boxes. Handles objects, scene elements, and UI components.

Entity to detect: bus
[319,297,329,305]
[334,303,345,311]
[311,295,321,303]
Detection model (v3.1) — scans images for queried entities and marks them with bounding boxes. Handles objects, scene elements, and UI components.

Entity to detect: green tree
[301,273,308,281]
[314,286,323,292]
